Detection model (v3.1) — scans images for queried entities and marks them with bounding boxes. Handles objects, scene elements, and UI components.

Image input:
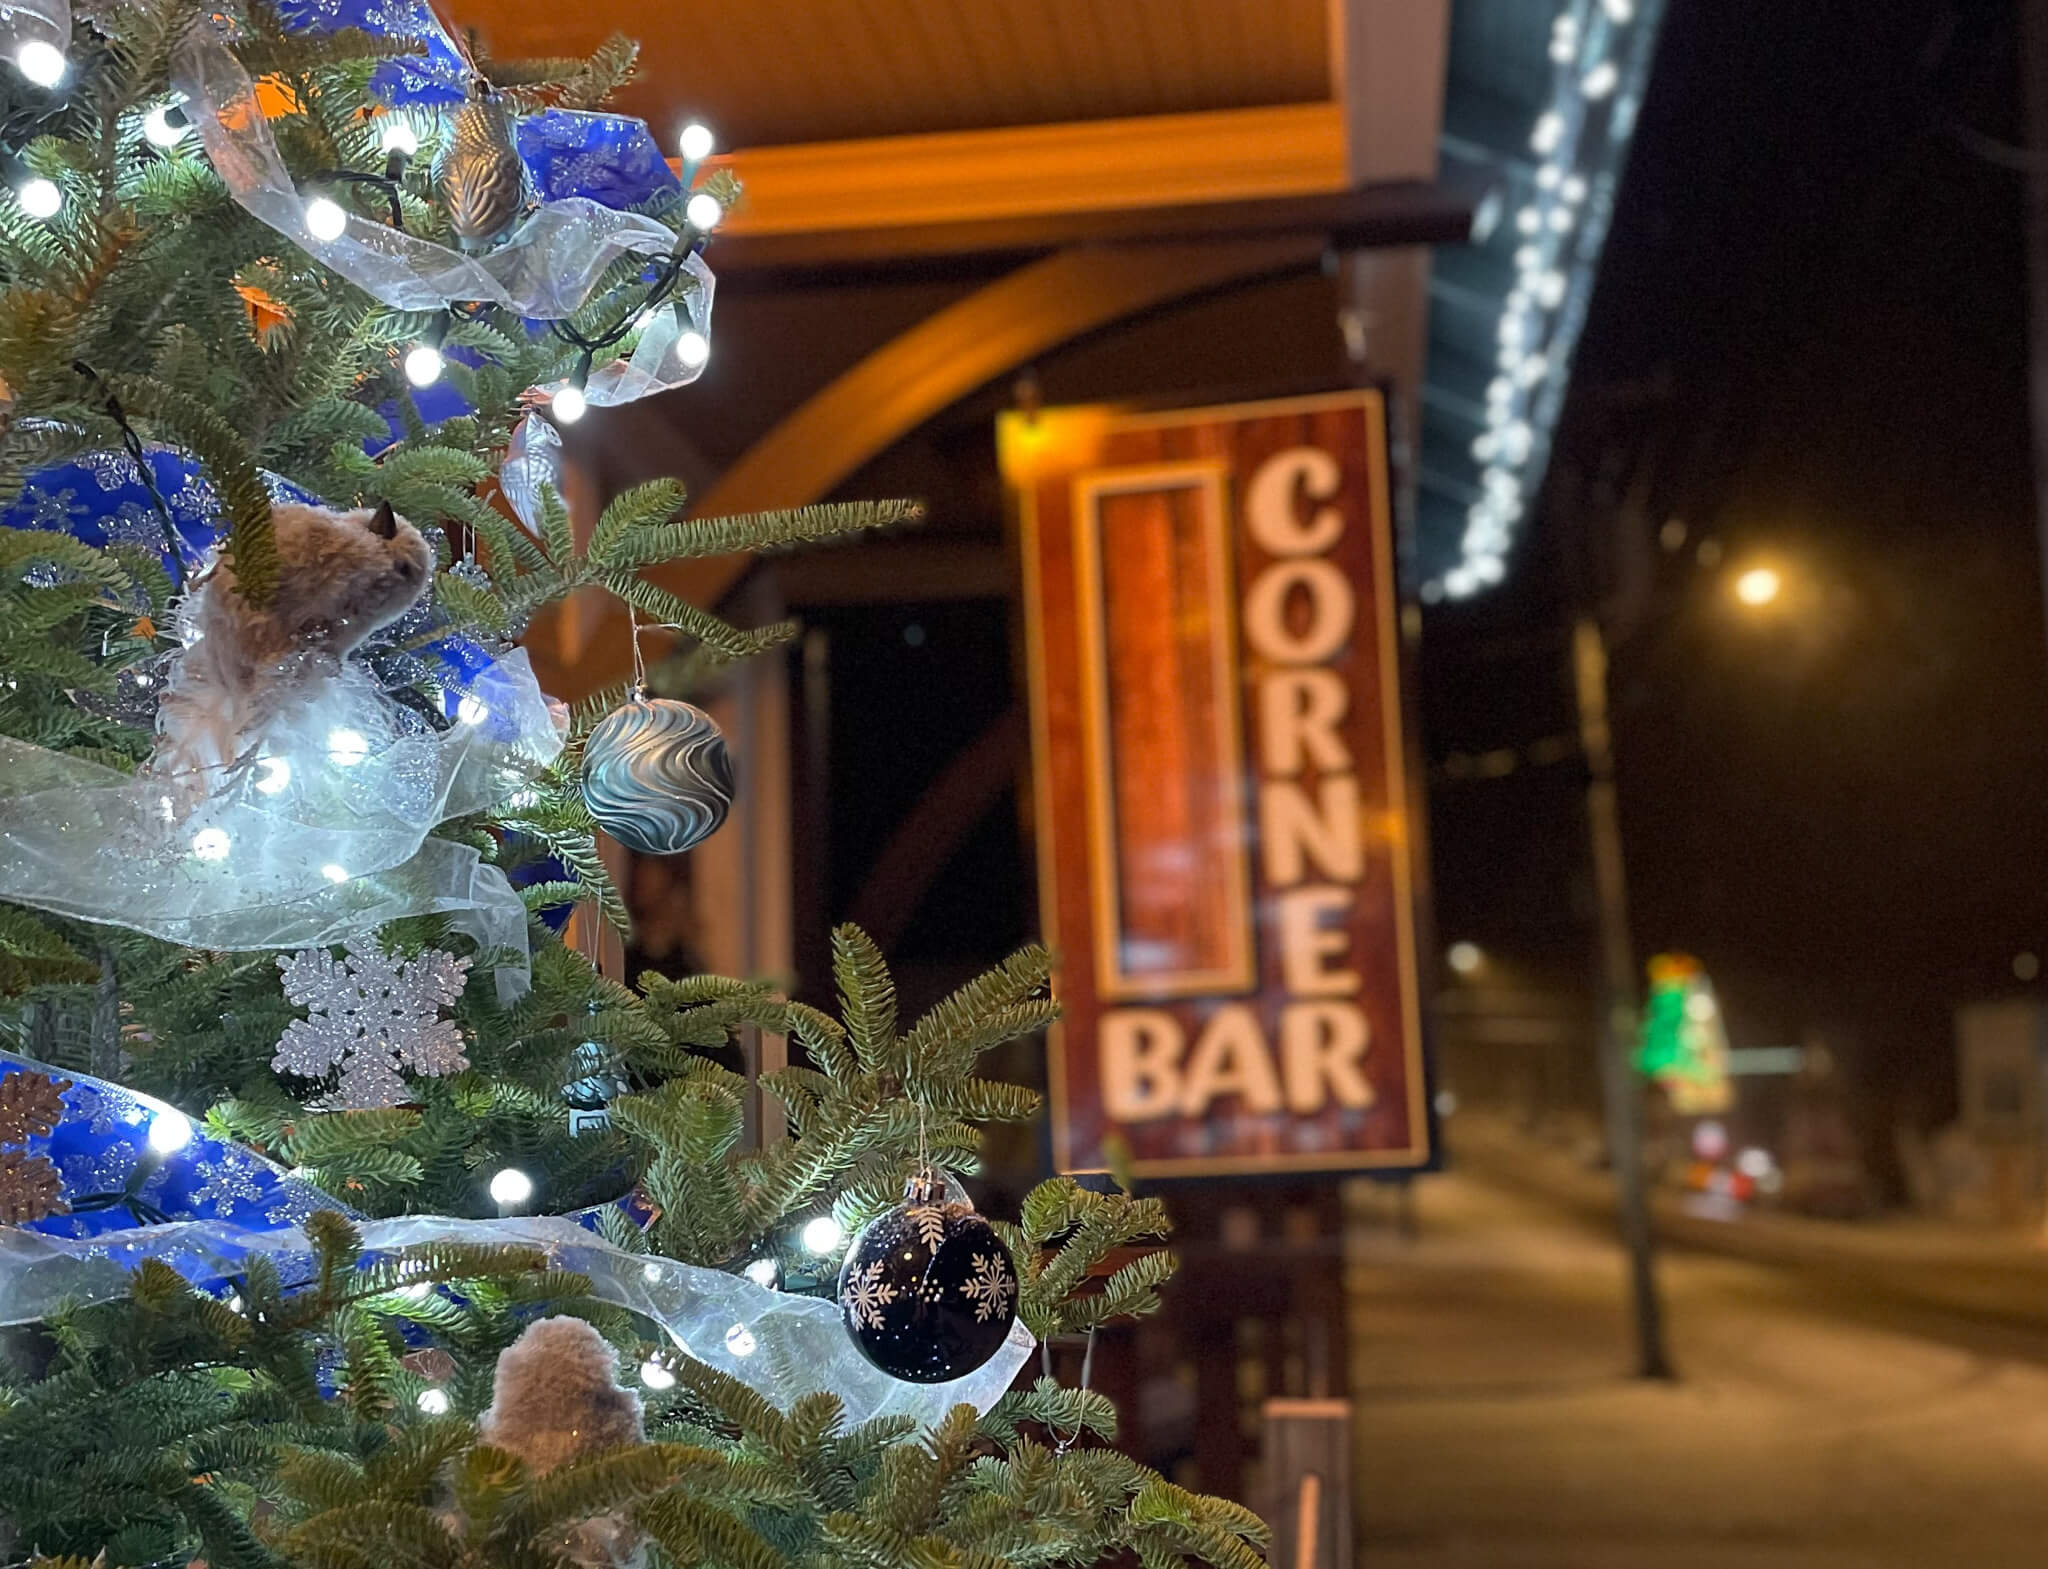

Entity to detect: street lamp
[1732,565,1783,607]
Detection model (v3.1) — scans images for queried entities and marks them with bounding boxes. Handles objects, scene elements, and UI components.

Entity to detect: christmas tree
[0,6,1265,1569]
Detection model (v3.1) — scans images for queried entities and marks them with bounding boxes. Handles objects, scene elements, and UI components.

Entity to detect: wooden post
[1263,1399,1352,1569]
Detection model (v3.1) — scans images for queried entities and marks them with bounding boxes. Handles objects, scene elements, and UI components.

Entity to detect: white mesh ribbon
[0,649,562,999]
[0,0,65,51]
[169,22,680,319]
[0,1212,1035,1429]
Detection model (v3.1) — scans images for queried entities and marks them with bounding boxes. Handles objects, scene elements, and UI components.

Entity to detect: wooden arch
[533,234,1326,698]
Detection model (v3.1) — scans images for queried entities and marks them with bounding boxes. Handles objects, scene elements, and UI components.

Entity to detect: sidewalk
[1343,1164,2048,1568]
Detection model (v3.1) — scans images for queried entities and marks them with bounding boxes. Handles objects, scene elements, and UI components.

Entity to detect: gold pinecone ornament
[437,87,526,250]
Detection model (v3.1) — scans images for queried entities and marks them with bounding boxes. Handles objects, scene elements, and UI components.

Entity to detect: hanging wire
[72,360,187,594]
[303,167,406,228]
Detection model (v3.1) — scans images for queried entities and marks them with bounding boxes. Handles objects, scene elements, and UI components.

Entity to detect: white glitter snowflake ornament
[272,945,473,1109]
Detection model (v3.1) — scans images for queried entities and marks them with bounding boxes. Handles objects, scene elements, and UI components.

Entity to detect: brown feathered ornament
[438,86,526,250]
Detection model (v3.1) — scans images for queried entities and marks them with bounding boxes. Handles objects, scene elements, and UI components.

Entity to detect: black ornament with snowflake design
[837,1170,1019,1383]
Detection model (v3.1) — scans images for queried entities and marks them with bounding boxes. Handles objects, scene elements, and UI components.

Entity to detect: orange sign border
[1012,387,1431,1178]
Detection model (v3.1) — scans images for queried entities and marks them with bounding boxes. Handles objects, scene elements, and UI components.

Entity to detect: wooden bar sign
[1004,390,1430,1178]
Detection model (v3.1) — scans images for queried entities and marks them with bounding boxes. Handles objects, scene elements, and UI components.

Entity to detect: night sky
[1425,0,2042,1141]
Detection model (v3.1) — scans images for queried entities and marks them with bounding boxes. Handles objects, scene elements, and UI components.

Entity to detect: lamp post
[1571,552,1795,1383]
[1571,615,1674,1381]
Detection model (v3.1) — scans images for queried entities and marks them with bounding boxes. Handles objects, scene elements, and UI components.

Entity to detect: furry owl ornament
[151,500,433,784]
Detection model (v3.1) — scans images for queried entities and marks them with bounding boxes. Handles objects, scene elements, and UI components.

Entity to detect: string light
[403,342,444,386]
[14,40,64,87]
[800,1215,844,1254]
[1581,61,1619,98]
[320,863,350,884]
[416,1388,451,1415]
[254,756,291,794]
[488,1166,533,1207]
[743,1257,780,1287]
[303,194,347,242]
[327,727,370,766]
[455,693,490,726]
[142,103,188,149]
[147,1107,192,1154]
[677,121,714,163]
[677,329,709,369]
[639,1358,677,1390]
[380,118,419,157]
[550,383,587,424]
[404,311,449,388]
[684,190,723,231]
[190,827,231,862]
[16,177,59,218]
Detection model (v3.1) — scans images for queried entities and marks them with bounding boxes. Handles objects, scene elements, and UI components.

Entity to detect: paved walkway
[1344,1164,2048,1567]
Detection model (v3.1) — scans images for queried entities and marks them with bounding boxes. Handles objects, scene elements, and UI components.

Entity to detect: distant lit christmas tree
[1636,953,1732,1116]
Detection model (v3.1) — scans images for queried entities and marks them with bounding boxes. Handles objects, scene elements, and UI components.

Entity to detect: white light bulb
[677,329,709,369]
[1535,270,1566,308]
[400,1280,433,1299]
[489,1166,533,1206]
[1582,61,1619,99]
[226,1293,244,1313]
[327,727,370,766]
[1529,112,1563,154]
[190,827,231,862]
[685,191,723,231]
[1472,553,1506,584]
[253,756,291,794]
[304,195,347,242]
[800,1215,844,1254]
[1536,162,1561,190]
[380,118,419,157]
[147,1106,192,1154]
[639,1358,677,1390]
[550,384,587,424]
[642,1262,664,1284]
[678,121,714,162]
[403,343,444,387]
[455,693,489,726]
[142,103,186,149]
[17,177,60,219]
[416,1387,450,1415]
[723,1322,757,1358]
[1561,174,1588,205]
[1548,207,1574,232]
[1514,243,1540,271]
[321,863,350,884]
[15,40,64,87]
[743,1257,780,1287]
[1603,0,1635,22]
[1515,206,1540,235]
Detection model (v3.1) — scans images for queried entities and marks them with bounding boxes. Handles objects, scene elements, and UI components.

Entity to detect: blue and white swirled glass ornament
[580,696,734,856]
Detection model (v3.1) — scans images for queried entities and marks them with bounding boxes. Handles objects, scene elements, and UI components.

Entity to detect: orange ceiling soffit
[693,102,1349,238]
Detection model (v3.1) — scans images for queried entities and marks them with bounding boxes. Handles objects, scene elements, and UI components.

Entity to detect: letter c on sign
[1247,446,1344,557]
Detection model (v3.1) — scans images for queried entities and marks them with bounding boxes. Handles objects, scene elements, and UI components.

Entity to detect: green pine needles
[0,6,1270,1568]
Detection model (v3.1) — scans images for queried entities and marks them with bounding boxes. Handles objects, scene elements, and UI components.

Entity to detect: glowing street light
[1732,565,1783,608]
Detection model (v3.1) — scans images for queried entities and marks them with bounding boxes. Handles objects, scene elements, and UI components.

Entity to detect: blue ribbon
[0,1049,644,1284]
